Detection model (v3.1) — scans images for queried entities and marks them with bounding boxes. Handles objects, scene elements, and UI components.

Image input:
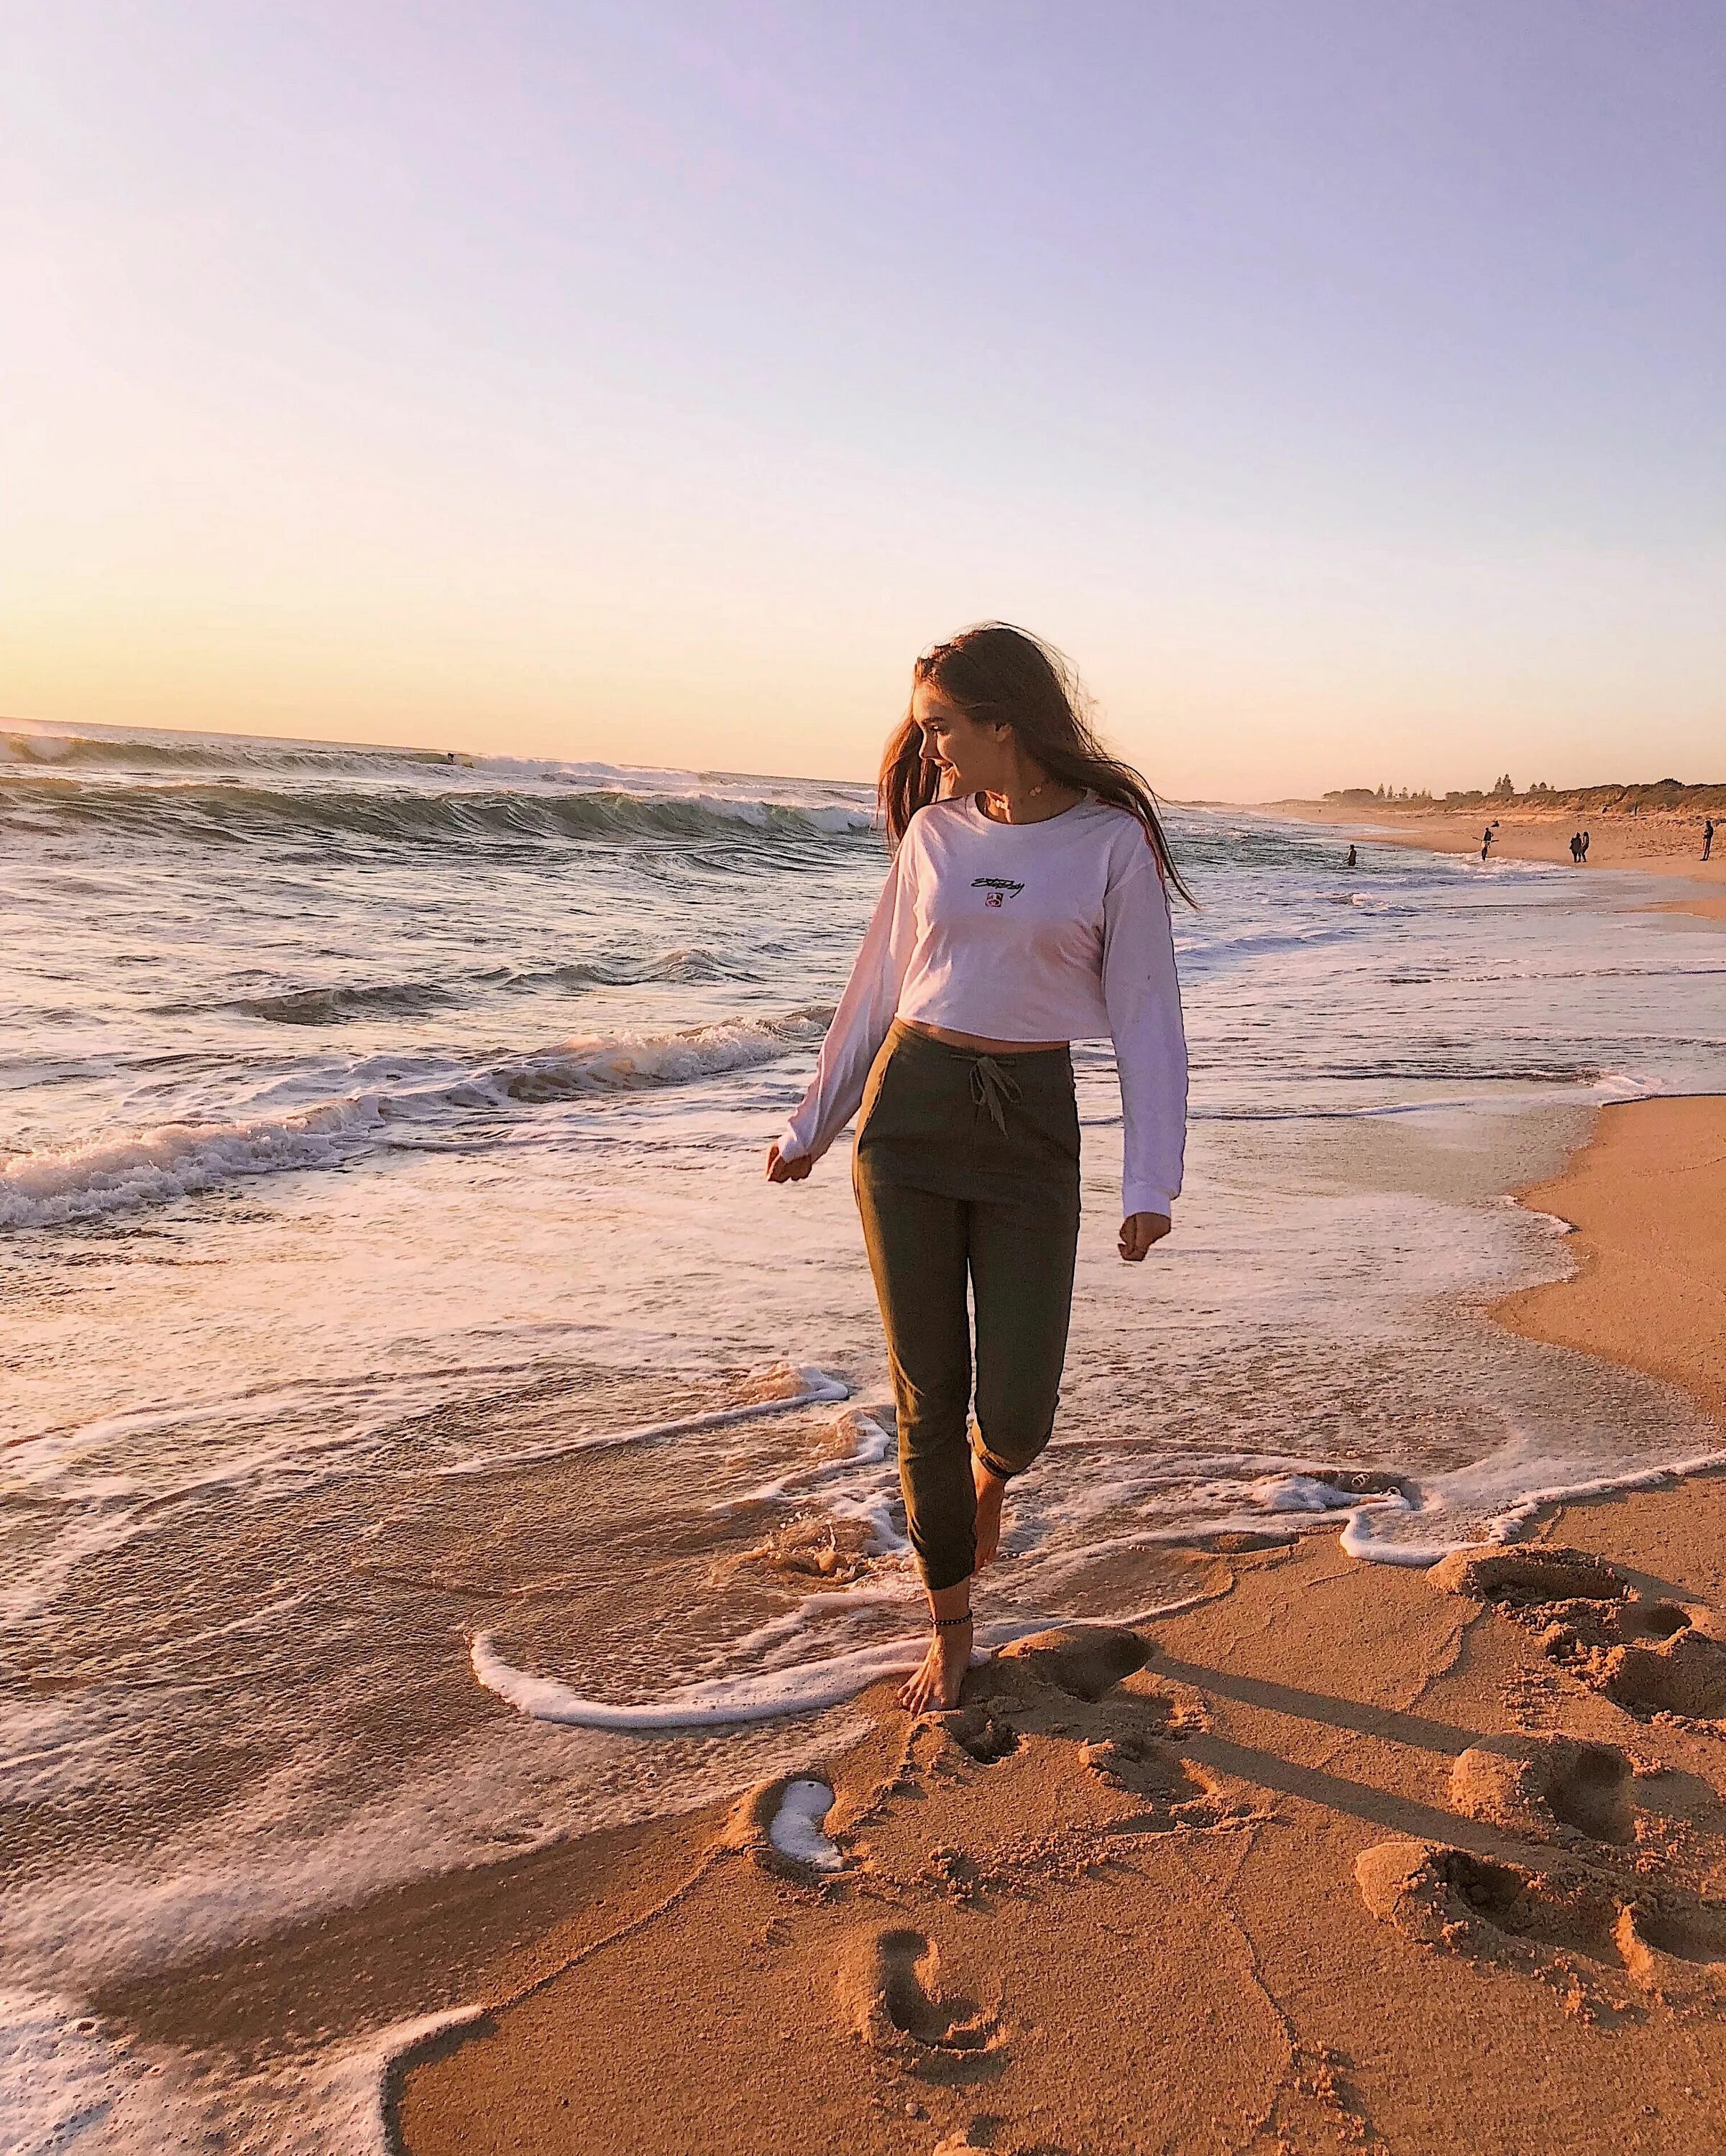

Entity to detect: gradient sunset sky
[4,2,1721,798]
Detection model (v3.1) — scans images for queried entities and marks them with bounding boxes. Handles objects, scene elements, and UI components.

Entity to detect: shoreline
[383,1094,1726,2155]
[1268,798,1726,920]
[1494,1095,1725,1425]
[14,754,1726,2149]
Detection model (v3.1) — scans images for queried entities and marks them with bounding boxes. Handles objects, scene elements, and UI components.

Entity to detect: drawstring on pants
[969,1054,1024,1135]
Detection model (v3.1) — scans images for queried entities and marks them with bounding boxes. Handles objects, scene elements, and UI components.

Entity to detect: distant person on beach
[1570,832,1582,864]
[1480,827,1493,862]
[1705,819,1715,862]
[1581,830,1591,861]
[767,623,1190,1714]
[1346,844,1357,868]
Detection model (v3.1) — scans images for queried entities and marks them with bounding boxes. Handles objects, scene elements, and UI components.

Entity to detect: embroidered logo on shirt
[972,877,1024,910]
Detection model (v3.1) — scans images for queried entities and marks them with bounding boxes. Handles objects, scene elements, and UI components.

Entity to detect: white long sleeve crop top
[777,792,1188,1216]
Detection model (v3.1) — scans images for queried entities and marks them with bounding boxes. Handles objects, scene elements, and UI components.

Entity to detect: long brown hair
[878,622,1194,905]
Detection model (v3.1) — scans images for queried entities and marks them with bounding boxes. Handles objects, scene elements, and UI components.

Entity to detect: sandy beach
[346,1092,1726,2155]
[9,15,1724,2152]
[1279,798,1726,921]
[22,749,1726,2151]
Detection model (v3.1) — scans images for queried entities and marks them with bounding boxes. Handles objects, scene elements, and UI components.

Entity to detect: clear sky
[4,2,1721,798]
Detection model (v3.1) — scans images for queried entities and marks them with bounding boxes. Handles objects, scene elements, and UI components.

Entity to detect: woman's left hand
[1119,1212,1172,1263]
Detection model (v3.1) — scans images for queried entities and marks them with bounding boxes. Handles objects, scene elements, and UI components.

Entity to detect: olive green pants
[853,1022,1081,1592]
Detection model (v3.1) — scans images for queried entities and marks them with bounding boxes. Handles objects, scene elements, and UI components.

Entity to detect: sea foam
[0,1988,484,2156]
[0,1010,830,1230]
[768,1780,843,1871]
[0,1100,385,1230]
[470,1631,927,1730]
[436,1363,850,1475]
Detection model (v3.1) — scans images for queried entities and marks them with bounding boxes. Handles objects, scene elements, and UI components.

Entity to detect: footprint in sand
[1449,1735,1637,1846]
[1077,1732,1238,1832]
[925,1624,1150,1764]
[1594,1626,1726,1723]
[1431,1547,1726,1729]
[1357,1838,1631,1996]
[1428,1546,1634,1610]
[1621,1899,1726,2007]
[738,1514,878,1584]
[723,1774,846,1878]
[1356,1837,1726,2013]
[926,1626,1231,1835]
[938,1704,1021,1764]
[846,1926,1004,2065]
[992,1623,1151,1702]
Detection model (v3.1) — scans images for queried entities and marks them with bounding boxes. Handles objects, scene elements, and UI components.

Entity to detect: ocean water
[4,717,1725,2150]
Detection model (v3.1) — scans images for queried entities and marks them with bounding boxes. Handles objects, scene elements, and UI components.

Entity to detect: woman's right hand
[766,1143,814,1183]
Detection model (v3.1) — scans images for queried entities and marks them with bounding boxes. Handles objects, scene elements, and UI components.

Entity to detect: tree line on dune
[1322,778,1726,816]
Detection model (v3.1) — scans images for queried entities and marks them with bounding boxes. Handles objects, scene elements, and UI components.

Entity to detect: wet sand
[1278,799,1726,921]
[1495,1096,1725,1424]
[384,1096,1726,2156]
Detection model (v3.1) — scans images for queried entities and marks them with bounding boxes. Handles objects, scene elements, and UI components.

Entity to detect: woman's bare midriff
[901,1018,1070,1055]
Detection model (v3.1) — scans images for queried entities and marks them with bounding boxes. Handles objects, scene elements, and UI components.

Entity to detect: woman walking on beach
[766,624,1190,1713]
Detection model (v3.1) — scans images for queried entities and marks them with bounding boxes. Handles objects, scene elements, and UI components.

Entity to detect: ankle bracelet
[929,1611,974,1630]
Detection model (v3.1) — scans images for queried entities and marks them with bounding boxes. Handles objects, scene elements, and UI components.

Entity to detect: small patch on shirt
[972,877,1024,908]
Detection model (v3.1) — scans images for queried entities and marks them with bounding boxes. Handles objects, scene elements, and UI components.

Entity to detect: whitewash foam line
[0,1009,832,1231]
[475,1445,1726,1732]
[470,1631,925,1730]
[470,1580,1239,1736]
[0,1098,387,1230]
[724,1408,910,1555]
[367,2007,490,2147]
[1068,1449,1726,1571]
[1340,1448,1726,1567]
[729,1408,895,1506]
[437,1365,850,1477]
[473,1581,1049,1732]
[0,1990,485,2156]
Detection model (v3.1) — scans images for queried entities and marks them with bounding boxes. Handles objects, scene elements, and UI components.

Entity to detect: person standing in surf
[766,623,1191,1713]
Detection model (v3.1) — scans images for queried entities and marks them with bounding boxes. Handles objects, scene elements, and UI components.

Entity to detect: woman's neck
[976,771,1084,825]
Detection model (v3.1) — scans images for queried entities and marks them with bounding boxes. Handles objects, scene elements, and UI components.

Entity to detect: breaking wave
[0,1100,385,1230]
[479,1008,827,1105]
[1,773,877,850]
[0,1010,827,1229]
[0,725,462,776]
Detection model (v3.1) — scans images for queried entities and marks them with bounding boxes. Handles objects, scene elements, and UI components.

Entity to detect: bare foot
[898,1618,974,1713]
[973,1457,1008,1571]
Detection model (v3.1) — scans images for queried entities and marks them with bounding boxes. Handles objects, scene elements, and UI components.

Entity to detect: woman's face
[912,680,1014,798]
